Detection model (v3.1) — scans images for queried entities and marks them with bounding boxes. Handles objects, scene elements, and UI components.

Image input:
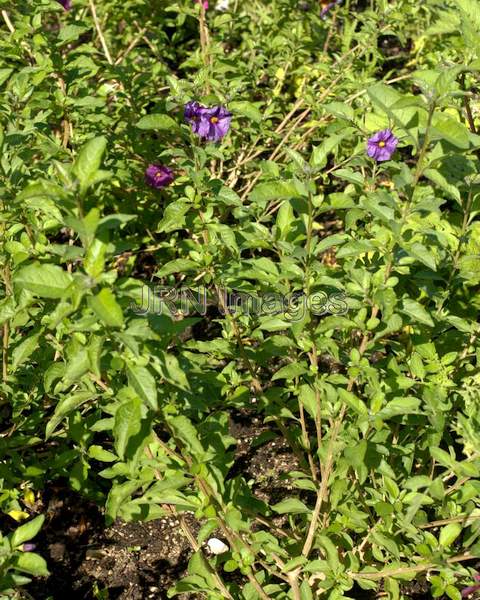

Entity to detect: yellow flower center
[155,172,162,178]
[210,116,219,124]
[378,141,386,147]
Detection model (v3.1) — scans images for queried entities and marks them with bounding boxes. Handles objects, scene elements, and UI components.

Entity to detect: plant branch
[88,0,113,65]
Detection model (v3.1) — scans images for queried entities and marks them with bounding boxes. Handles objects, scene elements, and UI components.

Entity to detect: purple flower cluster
[367,129,398,162]
[184,101,232,142]
[57,0,71,9]
[145,100,231,188]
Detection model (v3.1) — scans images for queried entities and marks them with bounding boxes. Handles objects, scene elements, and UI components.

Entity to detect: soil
[24,412,434,600]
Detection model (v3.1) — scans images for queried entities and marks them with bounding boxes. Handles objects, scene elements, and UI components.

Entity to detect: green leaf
[430,447,457,469]
[188,551,217,588]
[168,415,205,458]
[57,24,90,46]
[367,83,419,146]
[46,391,95,439]
[439,522,462,547]
[300,580,314,600]
[155,351,189,391]
[157,201,190,233]
[401,298,434,327]
[106,480,143,524]
[310,130,354,168]
[431,114,470,149]
[271,498,310,514]
[84,238,106,278]
[11,516,45,548]
[136,114,179,130]
[88,288,124,328]
[272,362,308,381]
[15,263,73,299]
[223,559,239,573]
[113,396,143,460]
[323,102,355,121]
[73,136,107,194]
[338,388,368,415]
[155,259,198,278]
[11,331,41,372]
[12,552,49,577]
[402,242,437,271]
[424,168,461,202]
[377,397,421,419]
[336,240,375,258]
[127,364,158,410]
[276,200,294,240]
[333,168,365,185]
[315,233,347,255]
[249,180,305,204]
[229,101,262,123]
[298,384,318,419]
[0,68,13,87]
[88,445,117,462]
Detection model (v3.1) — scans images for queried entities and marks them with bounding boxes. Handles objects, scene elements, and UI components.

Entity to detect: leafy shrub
[1,0,480,598]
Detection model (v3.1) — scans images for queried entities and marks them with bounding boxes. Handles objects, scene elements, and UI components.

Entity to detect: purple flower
[197,106,232,142]
[145,165,174,189]
[184,102,232,142]
[320,0,342,18]
[22,543,36,552]
[57,0,72,9]
[184,101,204,134]
[462,574,480,598]
[366,129,398,162]
[195,0,209,8]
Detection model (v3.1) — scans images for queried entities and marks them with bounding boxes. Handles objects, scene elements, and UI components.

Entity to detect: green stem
[412,100,436,188]
[304,188,314,296]
[435,187,474,317]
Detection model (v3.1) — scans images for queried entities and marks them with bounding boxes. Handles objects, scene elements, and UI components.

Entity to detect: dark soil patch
[24,414,435,599]
[25,485,198,600]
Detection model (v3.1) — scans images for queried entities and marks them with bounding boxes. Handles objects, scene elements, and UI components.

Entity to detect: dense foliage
[1,0,480,598]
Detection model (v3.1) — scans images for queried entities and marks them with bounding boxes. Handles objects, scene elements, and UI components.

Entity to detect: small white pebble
[207,537,229,555]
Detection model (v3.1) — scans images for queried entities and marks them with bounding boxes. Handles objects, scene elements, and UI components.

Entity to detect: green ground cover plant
[1,0,480,598]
